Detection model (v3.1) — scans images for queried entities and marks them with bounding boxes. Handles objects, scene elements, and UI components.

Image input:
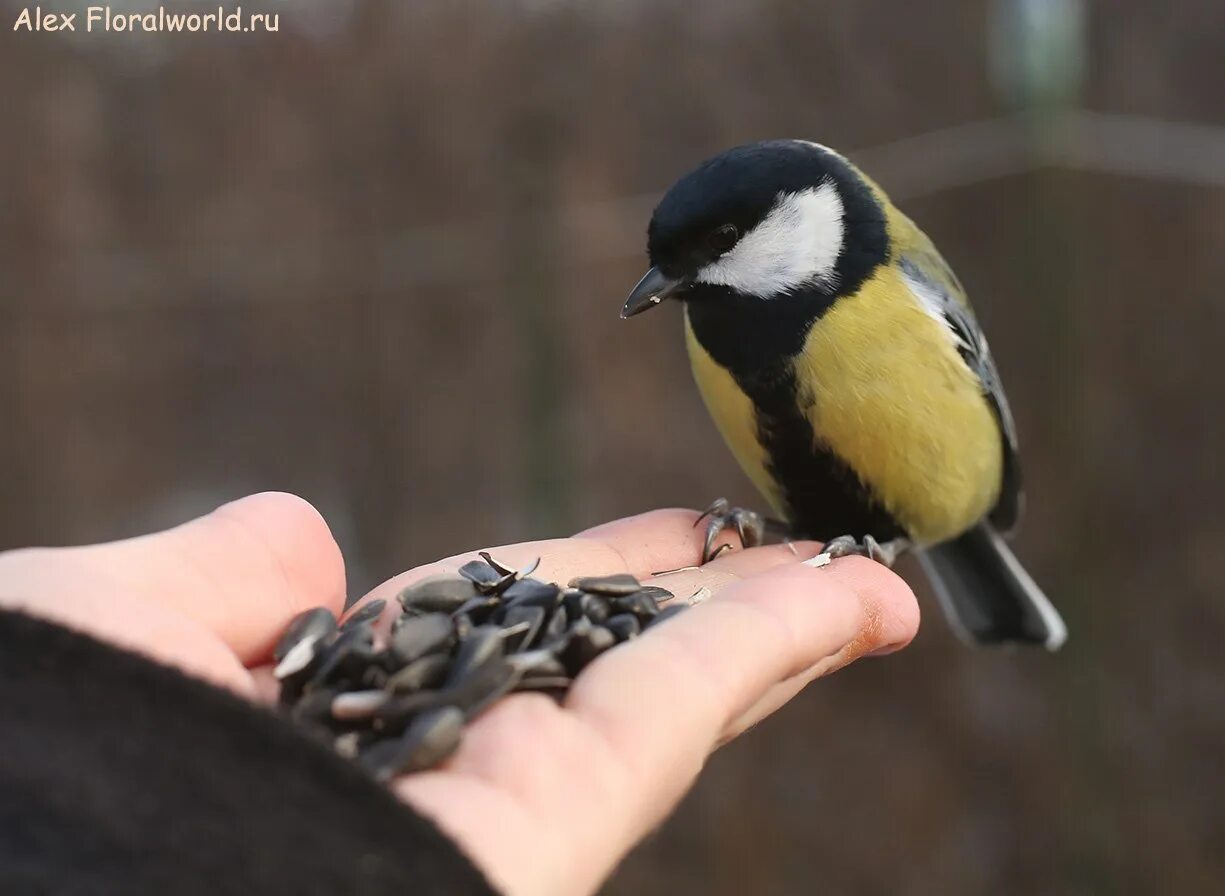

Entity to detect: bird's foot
[694,498,769,563]
[803,534,910,570]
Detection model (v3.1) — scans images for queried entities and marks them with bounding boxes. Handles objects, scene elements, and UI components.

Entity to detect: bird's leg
[803,534,912,570]
[694,497,791,563]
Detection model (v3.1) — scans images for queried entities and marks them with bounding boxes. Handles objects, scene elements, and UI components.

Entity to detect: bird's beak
[621,267,684,319]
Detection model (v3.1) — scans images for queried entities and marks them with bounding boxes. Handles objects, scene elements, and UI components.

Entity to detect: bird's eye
[707,224,738,255]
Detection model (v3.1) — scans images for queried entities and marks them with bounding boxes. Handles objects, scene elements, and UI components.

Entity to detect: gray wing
[898,254,1023,533]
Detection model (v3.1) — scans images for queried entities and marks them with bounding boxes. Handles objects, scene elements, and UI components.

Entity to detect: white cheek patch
[695,180,845,298]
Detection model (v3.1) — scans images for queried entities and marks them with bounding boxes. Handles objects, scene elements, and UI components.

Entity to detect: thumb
[89,492,347,664]
[0,493,345,693]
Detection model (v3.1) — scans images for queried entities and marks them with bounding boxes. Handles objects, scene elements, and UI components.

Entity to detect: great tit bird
[621,139,1066,650]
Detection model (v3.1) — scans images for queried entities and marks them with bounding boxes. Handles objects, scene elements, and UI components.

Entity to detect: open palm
[0,493,918,896]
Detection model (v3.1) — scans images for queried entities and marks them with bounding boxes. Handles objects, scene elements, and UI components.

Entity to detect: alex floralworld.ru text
[13,5,279,33]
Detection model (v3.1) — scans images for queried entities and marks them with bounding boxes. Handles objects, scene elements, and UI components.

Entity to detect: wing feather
[896,249,1023,533]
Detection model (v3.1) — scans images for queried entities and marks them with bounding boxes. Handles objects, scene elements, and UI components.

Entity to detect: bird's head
[621,140,886,318]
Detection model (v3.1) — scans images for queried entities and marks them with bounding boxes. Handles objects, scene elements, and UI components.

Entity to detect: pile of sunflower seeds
[272,553,688,781]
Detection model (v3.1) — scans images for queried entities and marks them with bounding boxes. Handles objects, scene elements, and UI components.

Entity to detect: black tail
[916,523,1067,650]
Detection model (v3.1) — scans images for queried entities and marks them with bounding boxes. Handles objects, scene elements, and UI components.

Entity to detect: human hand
[0,494,919,896]
[358,509,919,895]
[0,492,346,696]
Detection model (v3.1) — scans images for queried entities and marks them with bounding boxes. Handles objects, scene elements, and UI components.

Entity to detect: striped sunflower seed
[568,573,643,596]
[274,607,337,662]
[397,576,479,613]
[340,598,386,631]
[388,613,453,665]
[385,653,451,694]
[359,706,464,781]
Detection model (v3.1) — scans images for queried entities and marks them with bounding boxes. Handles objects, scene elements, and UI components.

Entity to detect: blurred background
[3,0,1223,891]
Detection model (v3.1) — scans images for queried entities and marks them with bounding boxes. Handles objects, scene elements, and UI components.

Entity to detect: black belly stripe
[686,293,907,541]
[740,362,906,543]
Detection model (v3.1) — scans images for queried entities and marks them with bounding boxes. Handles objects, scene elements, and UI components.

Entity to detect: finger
[658,554,922,739]
[721,557,921,739]
[634,543,854,737]
[360,508,750,609]
[76,492,346,663]
[565,557,918,826]
[643,539,824,602]
[573,508,748,576]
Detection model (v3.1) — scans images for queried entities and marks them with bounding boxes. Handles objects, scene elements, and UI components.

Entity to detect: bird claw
[694,498,766,563]
[803,534,909,569]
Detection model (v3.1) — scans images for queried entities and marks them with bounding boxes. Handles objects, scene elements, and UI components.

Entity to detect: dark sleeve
[0,609,498,896]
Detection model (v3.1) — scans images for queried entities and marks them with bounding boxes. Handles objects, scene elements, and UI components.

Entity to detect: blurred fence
[3,1,1225,892]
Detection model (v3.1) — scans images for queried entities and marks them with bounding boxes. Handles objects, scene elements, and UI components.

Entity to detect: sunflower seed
[543,604,570,646]
[497,619,531,641]
[454,595,501,621]
[386,653,451,694]
[562,589,610,624]
[359,706,464,781]
[562,613,592,639]
[610,591,661,619]
[341,598,387,630]
[582,595,611,623]
[561,623,616,675]
[446,625,504,685]
[568,573,642,596]
[507,649,567,679]
[501,578,562,612]
[372,687,450,727]
[499,604,545,652]
[637,585,676,604]
[557,590,581,624]
[397,576,480,613]
[280,554,699,775]
[450,658,523,719]
[273,633,323,680]
[605,613,640,642]
[332,689,391,721]
[274,608,337,662]
[389,613,453,665]
[309,626,375,687]
[478,551,518,578]
[459,559,513,594]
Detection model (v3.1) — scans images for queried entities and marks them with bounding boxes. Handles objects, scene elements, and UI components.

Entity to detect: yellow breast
[684,270,1003,546]
[793,263,1003,544]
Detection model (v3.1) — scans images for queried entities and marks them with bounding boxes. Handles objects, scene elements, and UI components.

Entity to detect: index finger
[565,557,918,821]
[360,508,746,608]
